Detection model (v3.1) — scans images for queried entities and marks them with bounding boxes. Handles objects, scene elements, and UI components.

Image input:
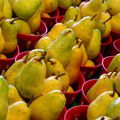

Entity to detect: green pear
[43,75,62,94]
[87,73,114,101]
[63,6,81,24]
[44,0,58,13]
[29,90,66,120]
[95,116,112,120]
[72,16,96,47]
[35,36,52,50]
[111,13,120,33]
[27,6,41,33]
[58,0,72,9]
[66,19,76,28]
[107,97,120,119]
[3,0,12,19]
[12,19,31,34]
[15,56,46,99]
[108,53,120,72]
[8,85,23,105]
[47,23,66,41]
[6,101,31,120]
[0,0,4,19]
[86,29,101,59]
[5,54,29,85]
[1,18,17,54]
[87,91,119,120]
[0,76,8,120]
[13,0,42,20]
[46,28,76,67]
[46,58,70,92]
[106,0,120,15]
[80,0,102,20]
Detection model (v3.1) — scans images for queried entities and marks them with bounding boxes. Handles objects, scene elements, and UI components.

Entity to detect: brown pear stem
[110,84,116,97]
[47,59,56,65]
[105,8,112,13]
[10,18,19,24]
[23,52,29,63]
[91,14,97,21]
[74,15,78,21]
[55,72,65,79]
[103,15,112,24]
[100,117,105,120]
[102,0,104,3]
[78,41,83,48]
[64,30,72,35]
[113,117,120,120]
[1,70,5,77]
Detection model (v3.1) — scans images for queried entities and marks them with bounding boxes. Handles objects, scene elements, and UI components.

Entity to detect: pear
[8,0,14,8]
[87,73,114,101]
[0,54,7,59]
[23,49,46,61]
[72,0,81,6]
[6,101,31,120]
[106,0,120,15]
[0,76,8,120]
[87,91,119,120]
[86,29,101,59]
[108,53,120,72]
[111,13,120,33]
[44,0,58,13]
[0,0,4,19]
[58,0,72,9]
[112,72,120,94]
[12,19,31,34]
[35,36,52,50]
[29,90,66,120]
[46,28,76,67]
[5,54,29,85]
[80,0,102,20]
[63,6,81,24]
[1,18,17,54]
[3,0,12,19]
[39,0,45,15]
[13,0,42,20]
[15,56,46,99]
[65,41,84,84]
[46,58,69,91]
[71,16,96,47]
[85,59,95,67]
[47,23,66,41]
[43,75,63,94]
[107,97,120,119]
[95,116,112,120]
[8,85,23,105]
[0,27,5,53]
[27,6,41,33]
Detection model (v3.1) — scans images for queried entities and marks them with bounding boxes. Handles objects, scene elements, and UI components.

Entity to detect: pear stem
[78,41,83,48]
[102,0,104,3]
[1,70,6,78]
[47,59,56,65]
[23,52,29,63]
[10,18,19,24]
[103,16,112,24]
[91,14,97,21]
[55,72,65,79]
[105,8,112,13]
[100,117,105,120]
[64,30,72,35]
[74,15,78,21]
[113,117,120,120]
[110,84,116,97]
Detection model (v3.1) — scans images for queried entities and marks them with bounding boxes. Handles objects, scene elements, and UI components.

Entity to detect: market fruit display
[0,0,120,119]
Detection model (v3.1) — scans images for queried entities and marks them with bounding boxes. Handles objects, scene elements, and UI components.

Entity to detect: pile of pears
[86,72,120,120]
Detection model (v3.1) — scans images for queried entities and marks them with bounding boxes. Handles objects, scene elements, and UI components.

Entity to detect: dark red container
[110,31,120,41]
[101,56,113,74]
[17,21,47,51]
[0,45,20,73]
[64,72,85,105]
[64,105,88,120]
[56,15,64,23]
[81,79,97,105]
[80,53,103,80]
[41,9,59,30]
[59,107,67,120]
